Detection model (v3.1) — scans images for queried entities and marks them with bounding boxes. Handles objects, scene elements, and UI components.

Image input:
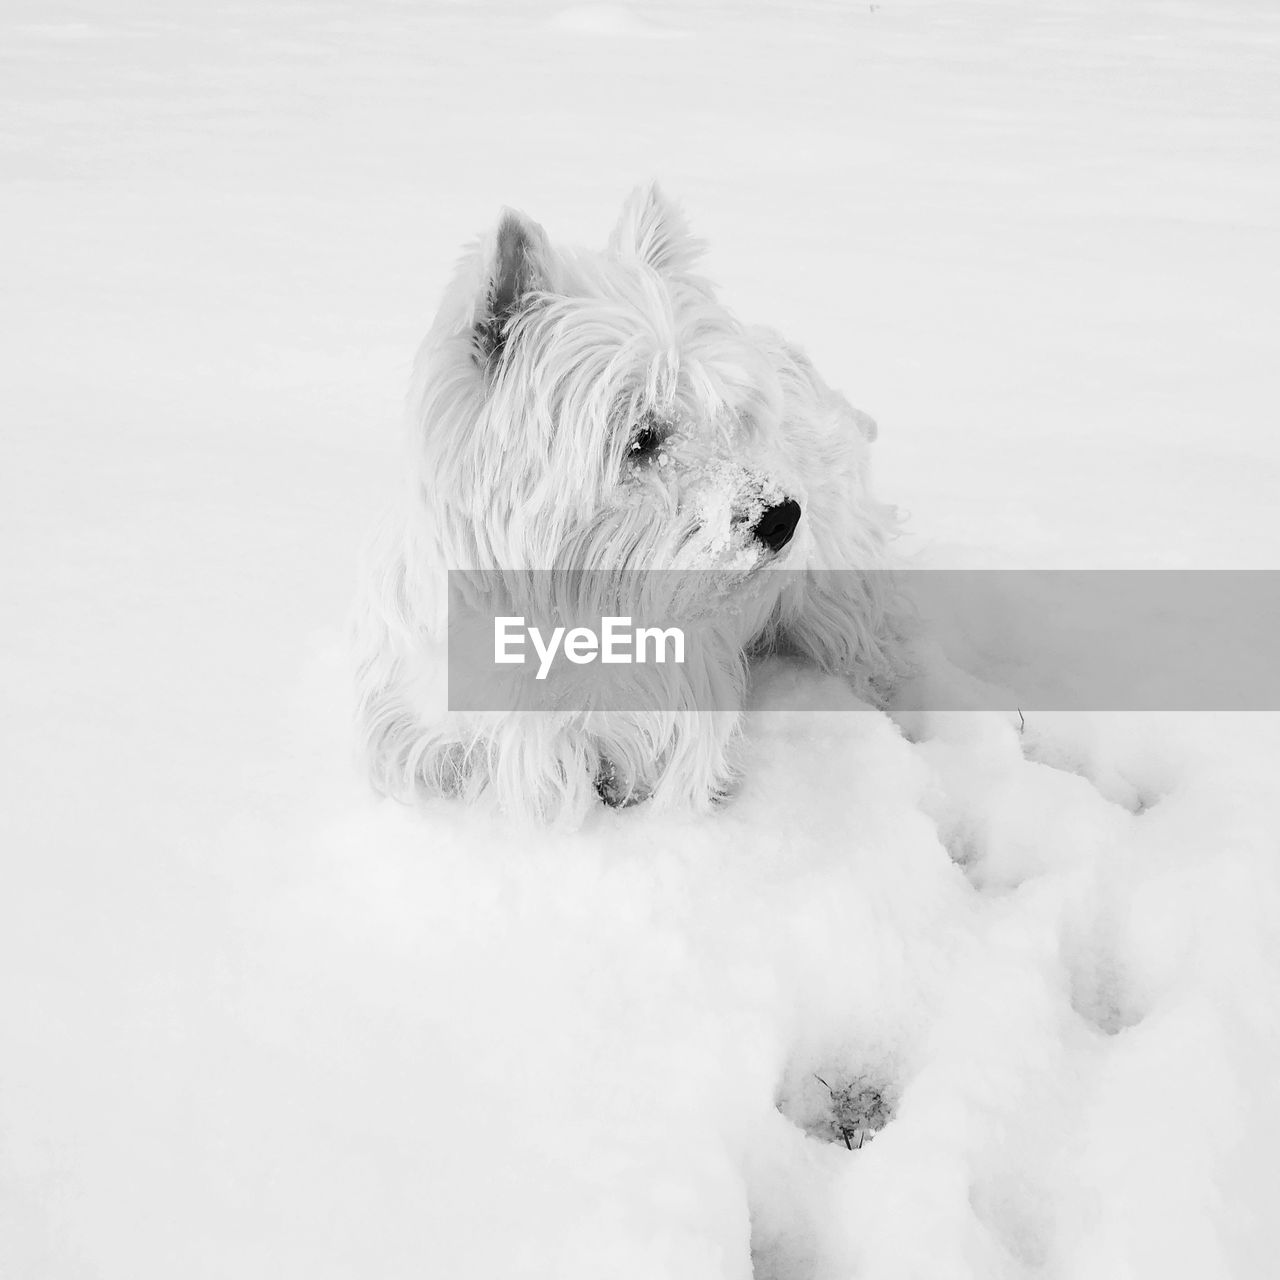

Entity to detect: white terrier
[353,185,907,824]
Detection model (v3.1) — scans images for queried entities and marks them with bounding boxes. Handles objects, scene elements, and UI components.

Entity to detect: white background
[3,2,1279,1277]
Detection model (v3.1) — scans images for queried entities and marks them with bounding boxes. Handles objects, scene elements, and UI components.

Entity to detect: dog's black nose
[752,498,801,552]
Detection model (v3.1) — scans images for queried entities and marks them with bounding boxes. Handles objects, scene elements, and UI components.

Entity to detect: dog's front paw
[594,760,650,809]
[709,781,739,807]
[596,759,739,813]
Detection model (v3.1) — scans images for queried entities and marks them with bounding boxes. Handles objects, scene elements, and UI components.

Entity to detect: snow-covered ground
[4,1,1280,1276]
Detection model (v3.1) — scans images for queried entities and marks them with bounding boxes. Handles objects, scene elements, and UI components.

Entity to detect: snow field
[3,0,1280,1276]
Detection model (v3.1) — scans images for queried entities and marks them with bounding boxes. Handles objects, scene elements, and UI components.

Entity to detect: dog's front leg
[778,570,913,707]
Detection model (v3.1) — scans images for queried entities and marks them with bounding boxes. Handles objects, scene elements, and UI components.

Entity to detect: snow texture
[3,1,1279,1277]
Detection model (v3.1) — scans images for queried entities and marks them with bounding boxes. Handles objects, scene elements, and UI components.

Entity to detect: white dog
[353,185,907,824]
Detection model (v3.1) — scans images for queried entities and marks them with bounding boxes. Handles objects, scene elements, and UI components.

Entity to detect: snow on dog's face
[411,187,808,614]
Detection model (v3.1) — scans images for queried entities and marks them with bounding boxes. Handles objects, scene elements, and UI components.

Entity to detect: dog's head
[414,185,821,599]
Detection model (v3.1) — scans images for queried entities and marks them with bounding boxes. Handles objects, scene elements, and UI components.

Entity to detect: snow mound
[166,645,1278,1279]
[552,4,687,39]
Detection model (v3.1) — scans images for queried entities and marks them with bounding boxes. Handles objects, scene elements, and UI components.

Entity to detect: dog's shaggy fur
[353,185,907,824]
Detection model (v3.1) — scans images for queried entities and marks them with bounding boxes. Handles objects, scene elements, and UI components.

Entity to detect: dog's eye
[628,423,663,459]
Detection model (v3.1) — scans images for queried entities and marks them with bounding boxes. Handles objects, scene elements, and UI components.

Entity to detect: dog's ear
[609,183,704,274]
[473,209,551,364]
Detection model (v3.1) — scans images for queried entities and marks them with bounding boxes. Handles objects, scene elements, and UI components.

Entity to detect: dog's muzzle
[752,498,801,553]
